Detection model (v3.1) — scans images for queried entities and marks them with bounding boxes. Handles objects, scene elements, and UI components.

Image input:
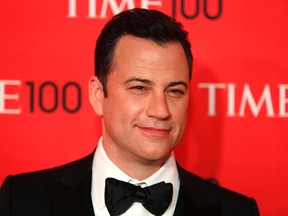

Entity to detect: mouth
[137,126,171,137]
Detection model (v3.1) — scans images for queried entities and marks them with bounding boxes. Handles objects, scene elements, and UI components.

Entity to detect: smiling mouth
[137,126,171,137]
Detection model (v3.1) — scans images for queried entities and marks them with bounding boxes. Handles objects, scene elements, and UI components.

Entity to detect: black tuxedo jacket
[0,152,259,216]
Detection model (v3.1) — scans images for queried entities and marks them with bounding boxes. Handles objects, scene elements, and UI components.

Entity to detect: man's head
[90,9,192,177]
[95,8,192,97]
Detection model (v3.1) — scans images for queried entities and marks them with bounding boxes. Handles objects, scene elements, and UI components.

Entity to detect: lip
[137,126,171,137]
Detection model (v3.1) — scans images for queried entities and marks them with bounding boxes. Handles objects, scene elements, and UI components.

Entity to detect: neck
[125,157,169,180]
[103,143,170,181]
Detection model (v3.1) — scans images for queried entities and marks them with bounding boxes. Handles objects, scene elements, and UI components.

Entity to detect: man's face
[90,35,190,168]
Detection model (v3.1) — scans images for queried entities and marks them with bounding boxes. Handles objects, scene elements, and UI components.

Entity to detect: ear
[89,76,104,116]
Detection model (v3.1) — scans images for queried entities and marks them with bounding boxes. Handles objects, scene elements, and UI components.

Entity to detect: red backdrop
[1,1,288,215]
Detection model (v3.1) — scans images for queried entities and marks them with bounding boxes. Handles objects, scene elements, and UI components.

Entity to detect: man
[0,8,259,216]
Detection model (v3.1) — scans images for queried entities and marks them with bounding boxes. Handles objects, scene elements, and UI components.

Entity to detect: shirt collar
[91,136,180,214]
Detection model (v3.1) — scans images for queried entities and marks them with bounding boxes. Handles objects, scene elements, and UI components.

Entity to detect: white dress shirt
[91,137,180,216]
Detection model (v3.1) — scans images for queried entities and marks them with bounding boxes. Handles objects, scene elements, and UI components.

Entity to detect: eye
[131,86,146,90]
[166,89,185,97]
[128,85,149,94]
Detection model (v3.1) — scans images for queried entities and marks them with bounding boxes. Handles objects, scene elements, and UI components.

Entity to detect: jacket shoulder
[0,152,94,215]
[177,165,259,215]
[2,152,94,187]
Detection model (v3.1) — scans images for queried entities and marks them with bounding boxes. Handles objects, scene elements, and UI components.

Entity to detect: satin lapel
[173,184,198,216]
[47,153,95,216]
[174,165,222,216]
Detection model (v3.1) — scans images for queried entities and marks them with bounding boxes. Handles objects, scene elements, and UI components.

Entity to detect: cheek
[170,98,189,117]
[104,96,144,124]
[169,100,189,133]
[121,100,145,124]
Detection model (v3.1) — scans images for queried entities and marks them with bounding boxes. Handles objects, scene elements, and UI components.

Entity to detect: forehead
[110,35,189,81]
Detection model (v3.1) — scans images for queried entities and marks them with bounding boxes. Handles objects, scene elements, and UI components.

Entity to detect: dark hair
[95,8,193,96]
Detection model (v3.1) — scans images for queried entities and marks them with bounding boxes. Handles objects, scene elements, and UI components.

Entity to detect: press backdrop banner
[0,1,288,215]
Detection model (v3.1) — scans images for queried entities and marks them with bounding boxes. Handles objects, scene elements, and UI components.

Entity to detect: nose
[146,92,171,120]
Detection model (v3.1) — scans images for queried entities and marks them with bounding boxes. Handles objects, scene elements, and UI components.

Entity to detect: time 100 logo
[68,0,223,20]
[0,80,81,114]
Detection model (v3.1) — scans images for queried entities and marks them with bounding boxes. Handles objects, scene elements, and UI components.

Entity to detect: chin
[139,148,172,162]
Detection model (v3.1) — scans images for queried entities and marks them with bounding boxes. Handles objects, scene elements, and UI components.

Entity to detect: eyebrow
[123,77,188,89]
[167,81,188,89]
[123,77,154,85]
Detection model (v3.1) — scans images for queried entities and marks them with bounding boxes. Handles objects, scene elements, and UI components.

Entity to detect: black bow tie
[105,177,173,216]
